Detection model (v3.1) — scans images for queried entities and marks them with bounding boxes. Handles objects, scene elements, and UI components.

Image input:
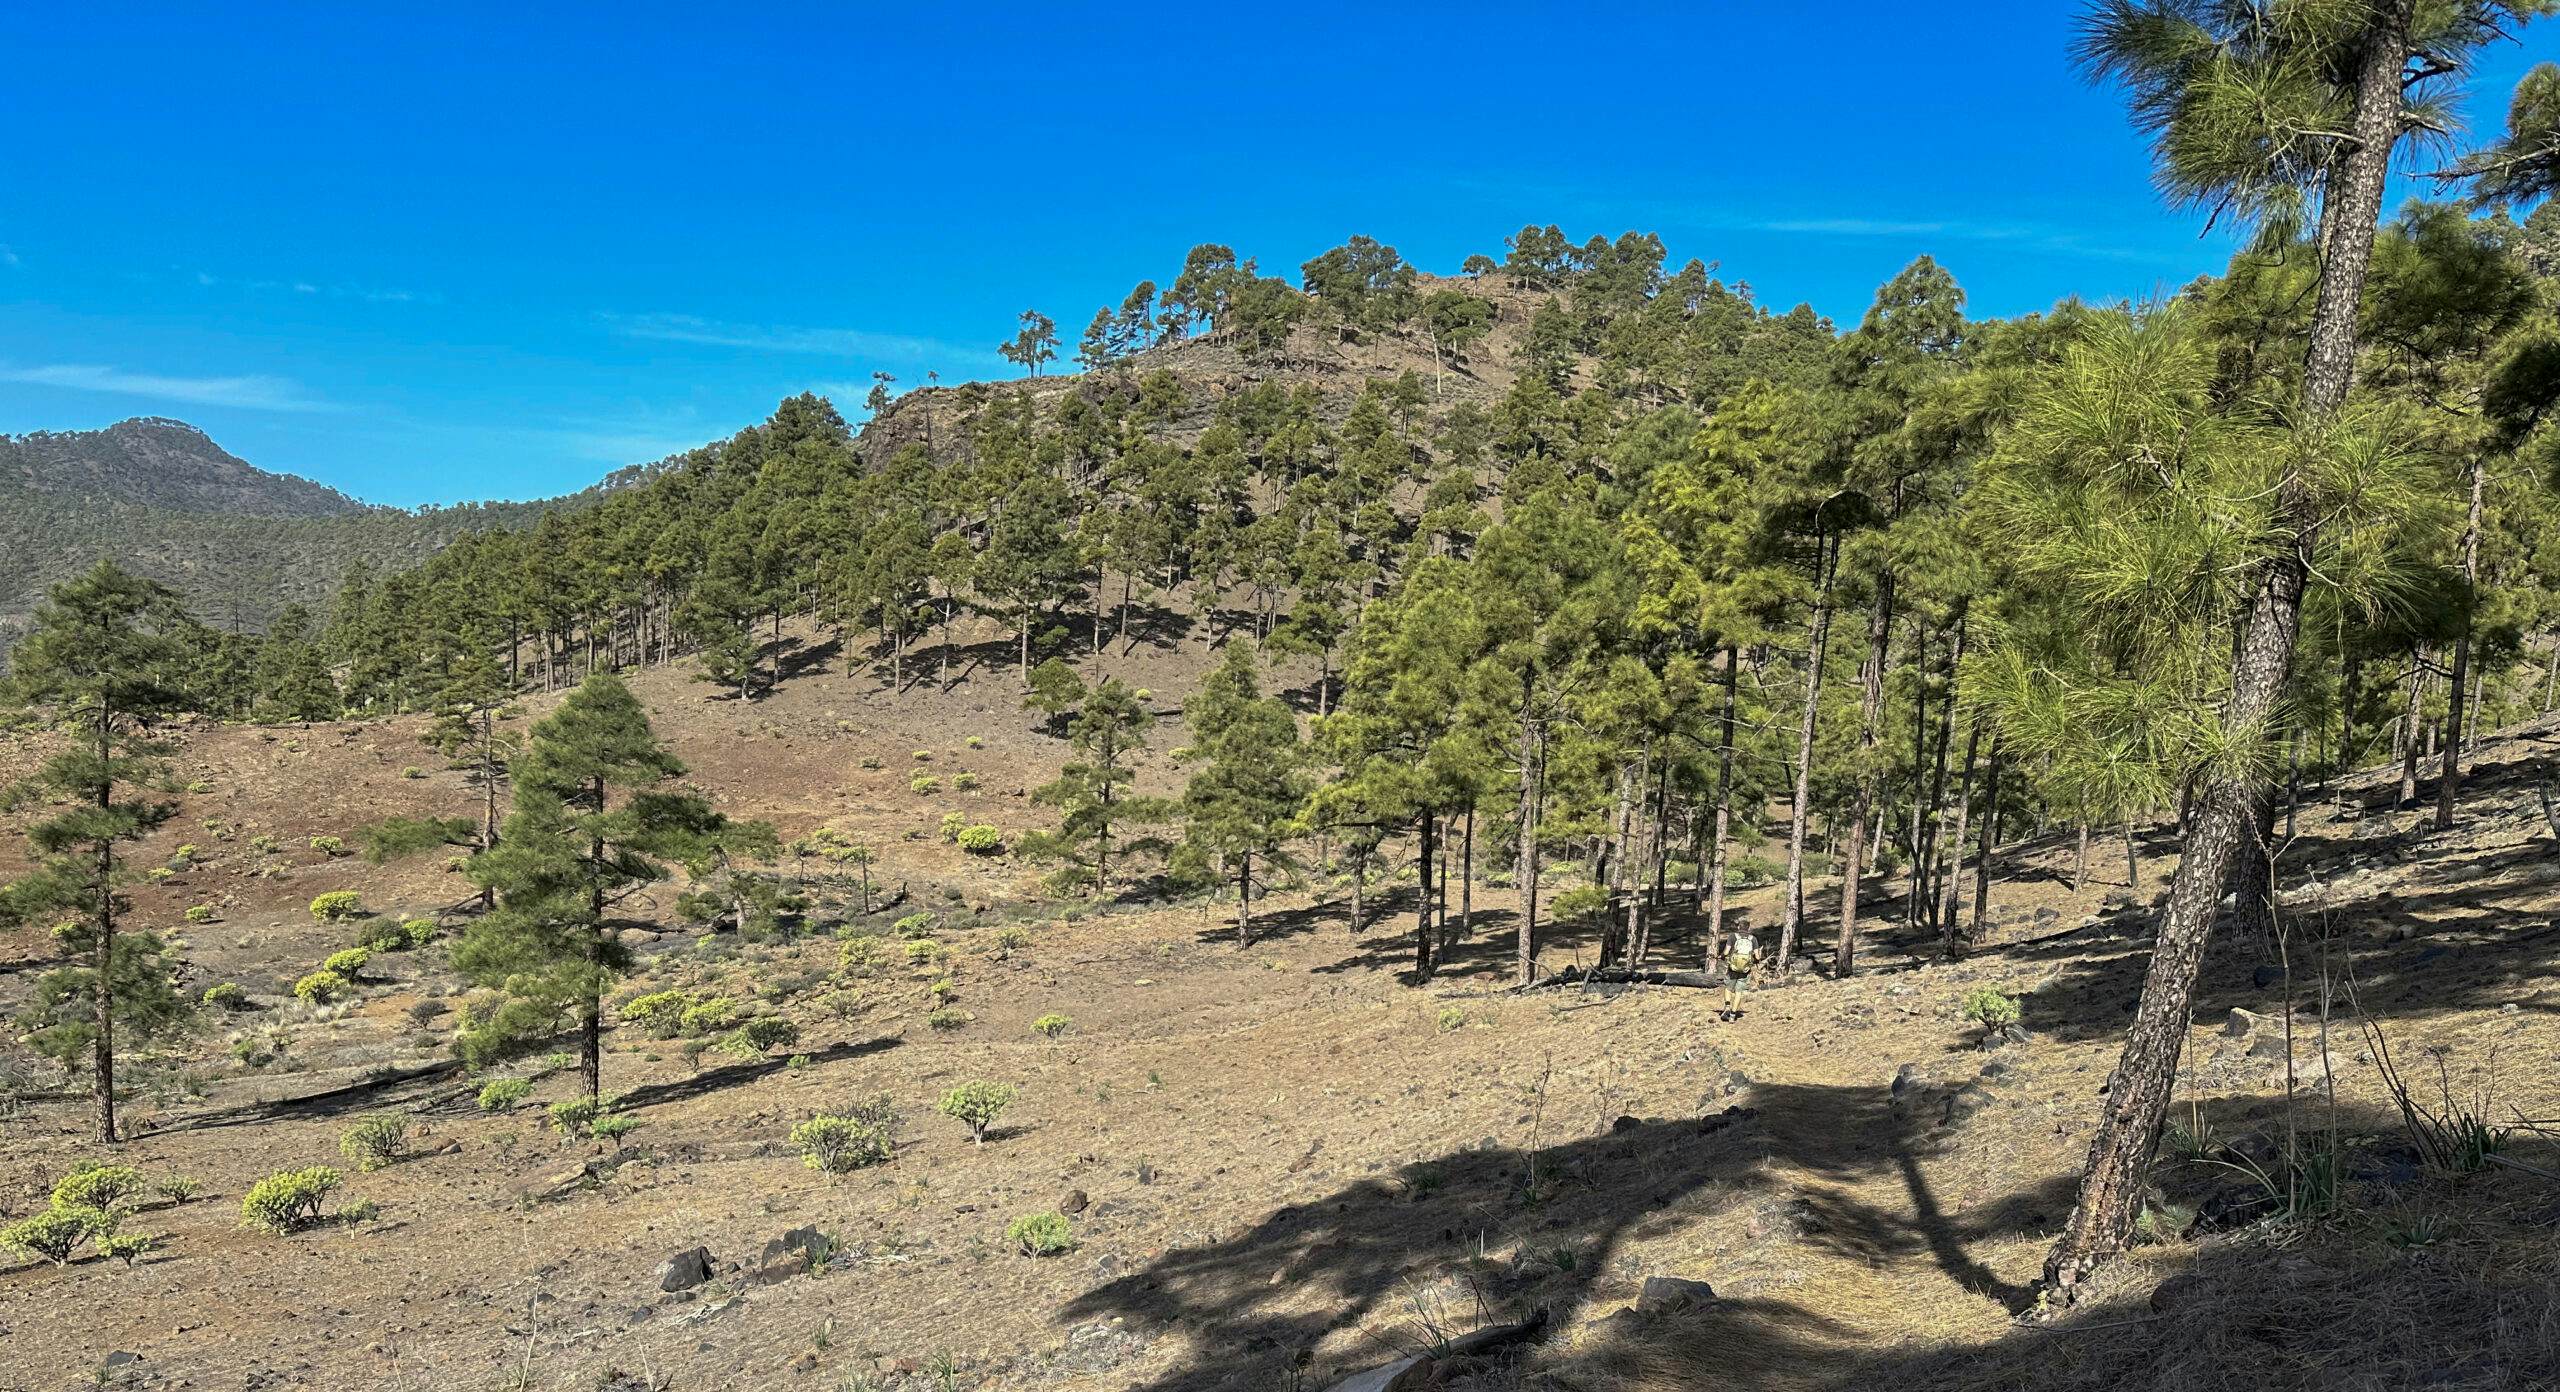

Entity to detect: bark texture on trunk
[2042,0,2411,1302]
[2437,451,2486,829]
[1780,536,1837,975]
[1837,575,1893,977]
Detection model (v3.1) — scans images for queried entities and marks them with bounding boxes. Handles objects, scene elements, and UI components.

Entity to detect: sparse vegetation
[1005,1210,1074,1256]
[338,1112,408,1171]
[935,1081,1015,1146]
[238,1167,343,1234]
[308,890,363,922]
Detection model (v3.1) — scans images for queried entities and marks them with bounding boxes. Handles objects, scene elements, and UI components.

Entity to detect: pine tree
[0,563,195,1142]
[1020,678,1166,896]
[456,674,768,1102]
[1176,643,1306,944]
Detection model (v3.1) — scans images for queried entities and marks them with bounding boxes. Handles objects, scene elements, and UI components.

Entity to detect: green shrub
[1,1207,108,1266]
[838,936,889,974]
[992,925,1031,955]
[619,989,696,1038]
[477,1077,534,1112]
[964,735,983,749]
[186,779,215,794]
[247,834,278,854]
[53,1163,145,1211]
[170,844,201,866]
[402,766,426,779]
[309,835,347,858]
[308,890,363,923]
[185,904,216,924]
[152,1175,203,1205]
[935,1081,1016,1145]
[322,947,372,979]
[904,939,945,966]
[910,774,941,794]
[238,1167,343,1234]
[403,919,438,948]
[926,1007,972,1030]
[1436,1005,1469,1033]
[893,912,936,938]
[293,970,352,1004]
[952,771,981,791]
[145,866,174,882]
[98,1231,161,1266]
[791,1100,899,1173]
[939,811,968,842]
[1961,987,2023,1032]
[338,1113,407,1172]
[201,981,247,1010]
[677,997,743,1037]
[1006,1210,1075,1256]
[589,1114,641,1147]
[911,749,934,762]
[548,1097,607,1137]
[718,1015,802,1058]
[956,825,1004,855]
[1032,1013,1072,1041]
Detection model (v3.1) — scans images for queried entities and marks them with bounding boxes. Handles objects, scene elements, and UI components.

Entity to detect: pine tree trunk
[1938,720,1981,954]
[2399,650,2427,807]
[1706,645,1740,962]
[1837,574,1893,977]
[1969,740,2002,943]
[1460,805,1474,942]
[2438,450,2486,829]
[1516,683,1542,985]
[2043,0,2410,1302]
[1780,535,1837,975]
[1415,813,1436,978]
[1916,614,1965,925]
[1237,851,1254,946]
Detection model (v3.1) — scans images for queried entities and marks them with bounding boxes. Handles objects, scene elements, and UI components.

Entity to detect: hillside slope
[0,630,2551,1392]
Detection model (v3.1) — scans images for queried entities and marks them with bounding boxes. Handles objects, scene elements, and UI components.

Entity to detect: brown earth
[2,628,2558,1392]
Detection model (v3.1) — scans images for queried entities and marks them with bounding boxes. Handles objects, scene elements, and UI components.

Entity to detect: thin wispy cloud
[606,312,998,368]
[0,362,337,413]
[0,245,20,269]
[190,268,432,304]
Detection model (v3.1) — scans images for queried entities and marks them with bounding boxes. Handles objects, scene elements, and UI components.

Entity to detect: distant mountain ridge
[0,417,635,643]
[1,417,371,519]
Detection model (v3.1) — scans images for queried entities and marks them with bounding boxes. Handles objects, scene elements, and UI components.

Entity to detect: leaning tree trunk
[2437,450,2487,830]
[1837,574,1893,977]
[2042,0,2409,1303]
[1780,534,1838,975]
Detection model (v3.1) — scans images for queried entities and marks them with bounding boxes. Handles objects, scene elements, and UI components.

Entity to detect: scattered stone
[1320,1355,1431,1392]
[2224,1008,2269,1039]
[1060,1188,1089,1215]
[655,1247,714,1294]
[1890,1063,1918,1098]
[1636,1275,1717,1314]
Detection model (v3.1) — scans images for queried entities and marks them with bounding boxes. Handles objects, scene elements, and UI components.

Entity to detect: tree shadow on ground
[613,1035,899,1112]
[1054,1078,2098,1391]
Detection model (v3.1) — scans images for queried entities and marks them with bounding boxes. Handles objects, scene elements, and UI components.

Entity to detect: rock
[1060,1188,1089,1215]
[2252,964,2284,990]
[1636,1275,1717,1314]
[1610,1114,1643,1133]
[750,1227,835,1283]
[1093,1253,1124,1279]
[2224,1007,2269,1039]
[1942,1084,1996,1125]
[1890,1063,1918,1098]
[655,1247,714,1294]
[103,1352,139,1368]
[1320,1355,1431,1392]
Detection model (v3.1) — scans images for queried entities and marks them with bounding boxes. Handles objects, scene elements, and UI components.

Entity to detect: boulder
[655,1247,714,1294]
[1060,1188,1090,1215]
[1636,1275,1717,1314]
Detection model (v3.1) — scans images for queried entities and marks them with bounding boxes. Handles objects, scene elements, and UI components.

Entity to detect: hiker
[1720,930,1757,1021]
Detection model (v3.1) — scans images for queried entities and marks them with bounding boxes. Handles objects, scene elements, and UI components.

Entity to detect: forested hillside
[0,418,639,643]
[14,5,2560,1387]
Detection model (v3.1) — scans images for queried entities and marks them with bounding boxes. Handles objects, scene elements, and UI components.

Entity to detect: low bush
[619,989,696,1038]
[309,835,347,858]
[338,1113,407,1172]
[926,1007,972,1030]
[308,891,363,923]
[935,1081,1016,1145]
[892,912,936,938]
[939,811,968,842]
[52,1163,145,1211]
[952,771,981,791]
[1,1207,109,1266]
[677,997,743,1037]
[910,775,941,794]
[589,1114,641,1147]
[956,825,1004,855]
[718,1015,801,1058]
[791,1102,898,1173]
[238,1166,343,1234]
[152,1175,203,1205]
[1006,1210,1074,1256]
[477,1077,534,1112]
[293,970,352,1004]
[321,947,372,980]
[1032,1013,1072,1041]
[201,981,248,1010]
[184,904,216,924]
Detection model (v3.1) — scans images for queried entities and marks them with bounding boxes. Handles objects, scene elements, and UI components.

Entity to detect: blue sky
[3,3,2554,507]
